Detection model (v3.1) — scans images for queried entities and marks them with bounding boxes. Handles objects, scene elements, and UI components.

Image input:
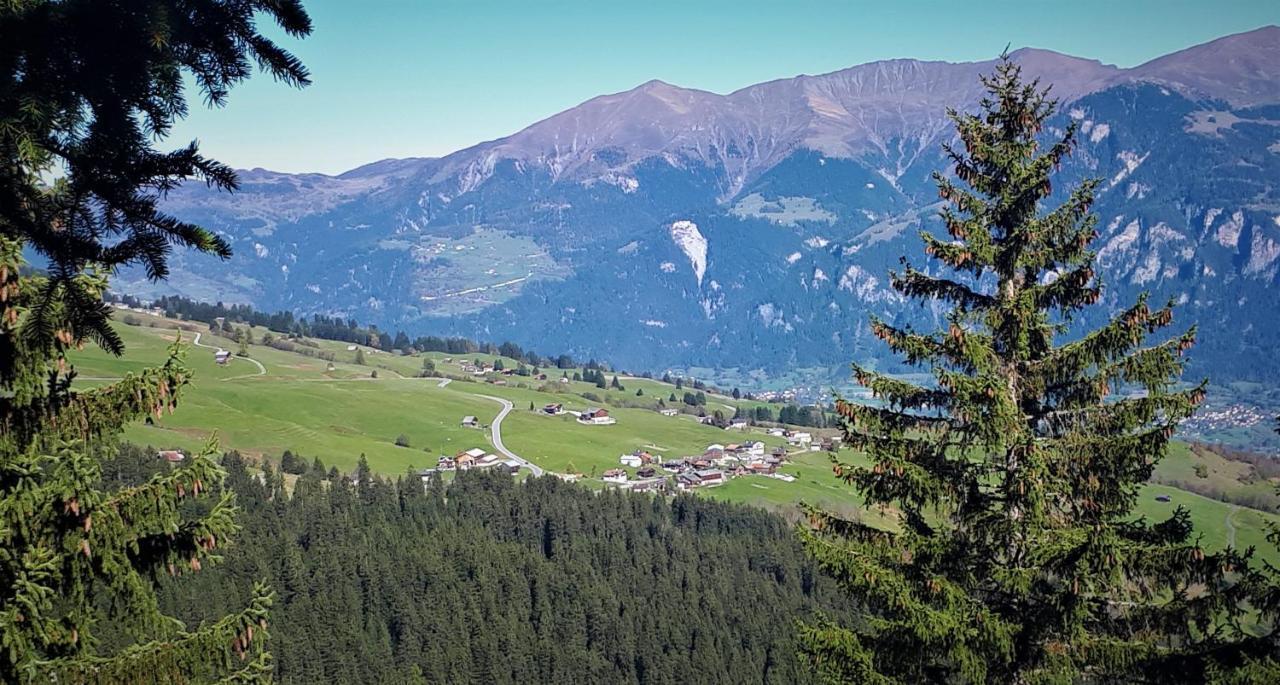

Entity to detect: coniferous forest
[101,446,849,684]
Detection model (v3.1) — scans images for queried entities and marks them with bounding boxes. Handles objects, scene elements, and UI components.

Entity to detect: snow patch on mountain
[1099,219,1141,269]
[1089,122,1111,143]
[669,220,707,287]
[1215,210,1244,248]
[1132,251,1162,285]
[642,319,668,328]
[757,303,793,332]
[1149,222,1187,246]
[253,243,269,258]
[1245,230,1280,277]
[786,252,802,265]
[1203,207,1223,232]
[805,236,830,248]
[1109,151,1149,188]
[838,265,894,303]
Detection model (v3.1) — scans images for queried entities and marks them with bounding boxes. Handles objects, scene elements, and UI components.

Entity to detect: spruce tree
[799,58,1266,683]
[1,1,310,681]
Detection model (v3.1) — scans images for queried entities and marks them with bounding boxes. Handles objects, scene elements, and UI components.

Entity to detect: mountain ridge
[134,27,1280,388]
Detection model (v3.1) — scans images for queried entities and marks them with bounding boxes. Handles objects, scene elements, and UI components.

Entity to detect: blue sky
[170,0,1280,174]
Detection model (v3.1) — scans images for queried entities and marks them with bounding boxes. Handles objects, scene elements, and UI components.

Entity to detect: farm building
[461,415,479,428]
[578,408,616,425]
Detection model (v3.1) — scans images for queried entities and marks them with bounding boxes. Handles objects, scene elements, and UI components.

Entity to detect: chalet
[696,415,714,425]
[214,350,231,365]
[728,419,749,430]
[661,460,686,473]
[620,453,643,468]
[659,408,679,416]
[542,403,563,415]
[418,468,438,484]
[743,440,766,456]
[461,415,479,428]
[558,376,571,384]
[786,431,813,446]
[820,437,837,451]
[601,468,628,484]
[157,450,185,463]
[766,428,786,437]
[675,472,701,491]
[695,469,725,486]
[455,447,487,471]
[636,466,657,479]
[771,446,788,459]
[502,459,523,474]
[475,453,502,469]
[627,477,666,493]
[578,408,616,425]
[747,462,777,475]
[437,456,456,471]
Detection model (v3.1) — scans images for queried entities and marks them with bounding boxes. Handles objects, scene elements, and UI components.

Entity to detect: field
[67,311,1280,565]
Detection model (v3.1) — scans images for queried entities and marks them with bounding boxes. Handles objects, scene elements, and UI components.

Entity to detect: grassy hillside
[68,312,1280,564]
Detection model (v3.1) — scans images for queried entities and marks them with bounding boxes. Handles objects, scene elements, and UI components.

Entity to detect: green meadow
[66,313,1280,565]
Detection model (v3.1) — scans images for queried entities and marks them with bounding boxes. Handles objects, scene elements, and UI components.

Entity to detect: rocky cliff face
[126,27,1280,383]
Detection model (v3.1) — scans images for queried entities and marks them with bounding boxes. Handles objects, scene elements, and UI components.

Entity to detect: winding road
[192,331,266,378]
[476,394,544,476]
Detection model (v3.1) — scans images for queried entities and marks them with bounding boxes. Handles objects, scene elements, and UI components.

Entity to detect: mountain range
[128,26,1280,387]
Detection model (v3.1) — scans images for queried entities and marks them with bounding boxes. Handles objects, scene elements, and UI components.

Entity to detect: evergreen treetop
[2,1,311,681]
[799,57,1273,683]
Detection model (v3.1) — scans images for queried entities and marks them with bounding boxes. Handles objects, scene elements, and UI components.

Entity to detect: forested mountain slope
[103,449,851,684]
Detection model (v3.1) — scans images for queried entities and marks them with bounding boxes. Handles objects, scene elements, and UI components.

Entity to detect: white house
[602,468,628,484]
[620,454,643,468]
[767,428,786,437]
[786,432,813,446]
[743,440,766,456]
[728,419,749,429]
[659,408,679,416]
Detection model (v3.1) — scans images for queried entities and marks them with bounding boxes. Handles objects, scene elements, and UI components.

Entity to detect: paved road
[477,394,544,477]
[192,332,266,378]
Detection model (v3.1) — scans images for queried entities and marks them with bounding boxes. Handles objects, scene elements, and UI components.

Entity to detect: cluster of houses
[765,427,836,451]
[599,441,796,493]
[420,447,523,483]
[540,403,617,425]
[453,358,552,382]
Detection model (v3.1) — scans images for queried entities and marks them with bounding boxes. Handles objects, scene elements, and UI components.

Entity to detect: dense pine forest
[101,446,850,684]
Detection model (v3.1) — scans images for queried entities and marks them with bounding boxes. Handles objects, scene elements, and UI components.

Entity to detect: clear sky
[169,0,1280,175]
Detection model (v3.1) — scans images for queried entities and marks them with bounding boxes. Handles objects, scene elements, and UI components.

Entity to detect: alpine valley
[130,27,1280,391]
